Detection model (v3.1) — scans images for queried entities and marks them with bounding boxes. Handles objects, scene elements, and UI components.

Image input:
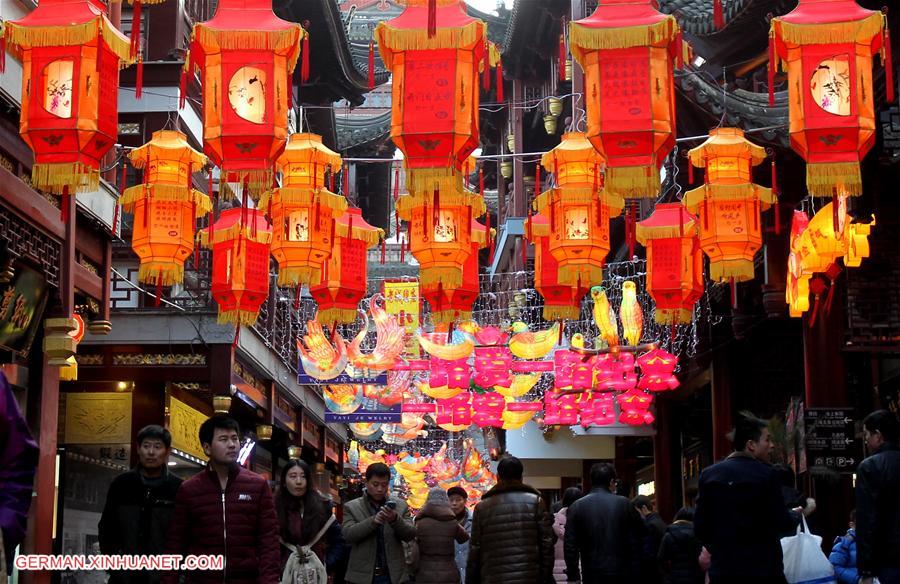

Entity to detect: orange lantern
[636,203,703,324]
[3,0,133,195]
[120,130,211,286]
[260,133,347,288]
[570,0,680,199]
[396,172,485,289]
[375,0,486,196]
[187,0,304,195]
[423,218,490,324]
[310,208,383,325]
[525,213,588,321]
[683,128,776,282]
[200,207,272,325]
[532,132,623,285]
[770,0,889,198]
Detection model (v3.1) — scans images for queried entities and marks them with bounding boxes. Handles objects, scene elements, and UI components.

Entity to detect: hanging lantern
[396,172,485,289]
[3,0,134,194]
[786,210,812,318]
[187,0,304,196]
[771,1,889,198]
[635,203,703,324]
[423,218,490,324]
[525,213,589,321]
[532,132,623,285]
[120,130,211,286]
[260,133,348,287]
[310,208,383,325]
[375,0,487,196]
[683,128,776,282]
[200,208,272,325]
[570,0,680,199]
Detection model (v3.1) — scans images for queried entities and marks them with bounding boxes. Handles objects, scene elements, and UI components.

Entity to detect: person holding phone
[342,463,415,584]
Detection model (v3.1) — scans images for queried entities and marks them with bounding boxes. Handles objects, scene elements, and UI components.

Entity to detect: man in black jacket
[634,495,666,584]
[856,410,900,584]
[565,462,645,584]
[694,413,798,584]
[99,425,182,584]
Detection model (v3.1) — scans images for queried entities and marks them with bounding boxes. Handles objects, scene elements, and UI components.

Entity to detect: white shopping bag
[780,515,836,584]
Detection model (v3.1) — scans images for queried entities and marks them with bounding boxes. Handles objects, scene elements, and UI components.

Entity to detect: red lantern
[570,0,680,199]
[771,0,888,197]
[525,213,588,321]
[635,203,703,324]
[423,218,489,324]
[310,208,383,325]
[187,0,304,195]
[375,0,486,194]
[3,0,133,194]
[201,208,272,325]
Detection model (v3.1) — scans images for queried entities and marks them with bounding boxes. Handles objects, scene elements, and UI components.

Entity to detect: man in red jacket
[163,415,280,583]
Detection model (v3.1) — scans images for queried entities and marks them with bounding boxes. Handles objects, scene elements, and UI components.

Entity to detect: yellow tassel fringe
[396,192,486,220]
[772,13,882,46]
[543,304,580,321]
[260,188,348,215]
[431,309,472,325]
[6,19,134,65]
[805,162,862,197]
[532,188,624,217]
[570,17,678,64]
[218,169,274,201]
[334,223,384,248]
[605,166,661,199]
[31,163,99,194]
[635,219,699,243]
[315,307,359,325]
[419,266,463,290]
[375,21,485,68]
[217,309,261,327]
[709,259,755,283]
[277,266,321,288]
[198,222,272,247]
[121,186,212,216]
[138,262,185,287]
[654,308,694,325]
[558,264,605,288]
[683,184,775,211]
[192,25,304,72]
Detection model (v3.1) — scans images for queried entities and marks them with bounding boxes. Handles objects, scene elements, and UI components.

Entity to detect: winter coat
[0,372,37,572]
[342,494,416,584]
[453,509,472,582]
[828,528,858,584]
[694,452,798,583]
[276,494,331,570]
[466,480,554,584]
[564,487,645,582]
[856,442,900,577]
[414,501,469,584]
[552,508,568,583]
[162,464,280,584]
[658,521,704,584]
[98,468,183,584]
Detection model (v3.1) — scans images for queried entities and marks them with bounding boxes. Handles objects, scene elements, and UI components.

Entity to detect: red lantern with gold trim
[3,0,133,194]
[532,132,623,285]
[310,208,383,325]
[375,0,486,195]
[771,0,889,198]
[187,0,304,195]
[570,0,680,199]
[423,218,490,324]
[120,130,210,286]
[260,133,347,287]
[200,207,272,325]
[526,213,588,321]
[635,203,703,324]
[684,128,776,283]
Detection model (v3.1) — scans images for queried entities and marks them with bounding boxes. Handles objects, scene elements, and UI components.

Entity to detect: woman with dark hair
[275,459,332,570]
[658,507,704,584]
[553,487,583,583]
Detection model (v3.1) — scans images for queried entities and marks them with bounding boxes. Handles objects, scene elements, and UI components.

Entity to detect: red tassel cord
[400,234,406,263]
[558,20,567,82]
[433,187,440,229]
[233,325,241,348]
[368,41,376,90]
[521,235,528,268]
[393,164,400,202]
[179,53,190,110]
[119,159,128,195]
[713,0,724,30]
[688,161,694,185]
[886,24,895,103]
[730,277,737,309]
[627,204,636,259]
[833,193,840,235]
[131,0,142,58]
[427,0,437,38]
[381,237,386,265]
[135,56,143,99]
[535,164,541,199]
[771,158,780,235]
[496,59,504,102]
[482,40,491,90]
[343,164,350,197]
[593,163,599,192]
[156,269,162,307]
[0,34,6,74]
[61,185,70,224]
[301,29,310,84]
[768,34,776,107]
[675,31,684,70]
[329,167,335,192]
[465,159,470,190]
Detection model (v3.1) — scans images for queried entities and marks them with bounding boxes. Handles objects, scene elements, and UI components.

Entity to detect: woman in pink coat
[553,487,583,583]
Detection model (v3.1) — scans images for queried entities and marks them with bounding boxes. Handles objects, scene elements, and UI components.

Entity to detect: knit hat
[425,487,450,507]
[447,486,468,500]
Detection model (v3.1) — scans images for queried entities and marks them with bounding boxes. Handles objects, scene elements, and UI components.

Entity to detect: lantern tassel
[131,0,142,58]
[521,235,527,268]
[368,41,376,90]
[135,56,143,99]
[676,31,684,69]
[427,0,436,38]
[824,280,837,315]
[343,164,350,197]
[730,277,737,309]
[301,32,310,84]
[771,158,780,235]
[381,237,386,264]
[1,34,6,74]
[496,58,504,102]
[294,284,301,311]
[688,161,694,185]
[113,202,121,238]
[713,0,724,30]
[119,159,128,195]
[768,32,776,107]
[885,23,895,103]
[833,193,840,234]
[179,54,190,110]
[627,204,636,259]
[400,234,406,263]
[155,269,162,307]
[482,40,491,90]
[393,165,400,201]
[433,187,440,228]
[61,185,70,224]
[558,25,567,82]
[809,295,820,328]
[233,326,240,348]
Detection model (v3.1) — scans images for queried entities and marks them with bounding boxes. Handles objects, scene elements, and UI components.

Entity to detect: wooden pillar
[512,79,525,218]
[710,351,733,462]
[653,395,677,522]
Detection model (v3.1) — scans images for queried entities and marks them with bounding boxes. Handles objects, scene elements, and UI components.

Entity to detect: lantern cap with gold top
[375,0,486,67]
[120,130,208,205]
[569,0,680,62]
[687,127,767,185]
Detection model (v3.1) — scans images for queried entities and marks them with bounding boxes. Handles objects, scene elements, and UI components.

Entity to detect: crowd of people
[1,363,899,584]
